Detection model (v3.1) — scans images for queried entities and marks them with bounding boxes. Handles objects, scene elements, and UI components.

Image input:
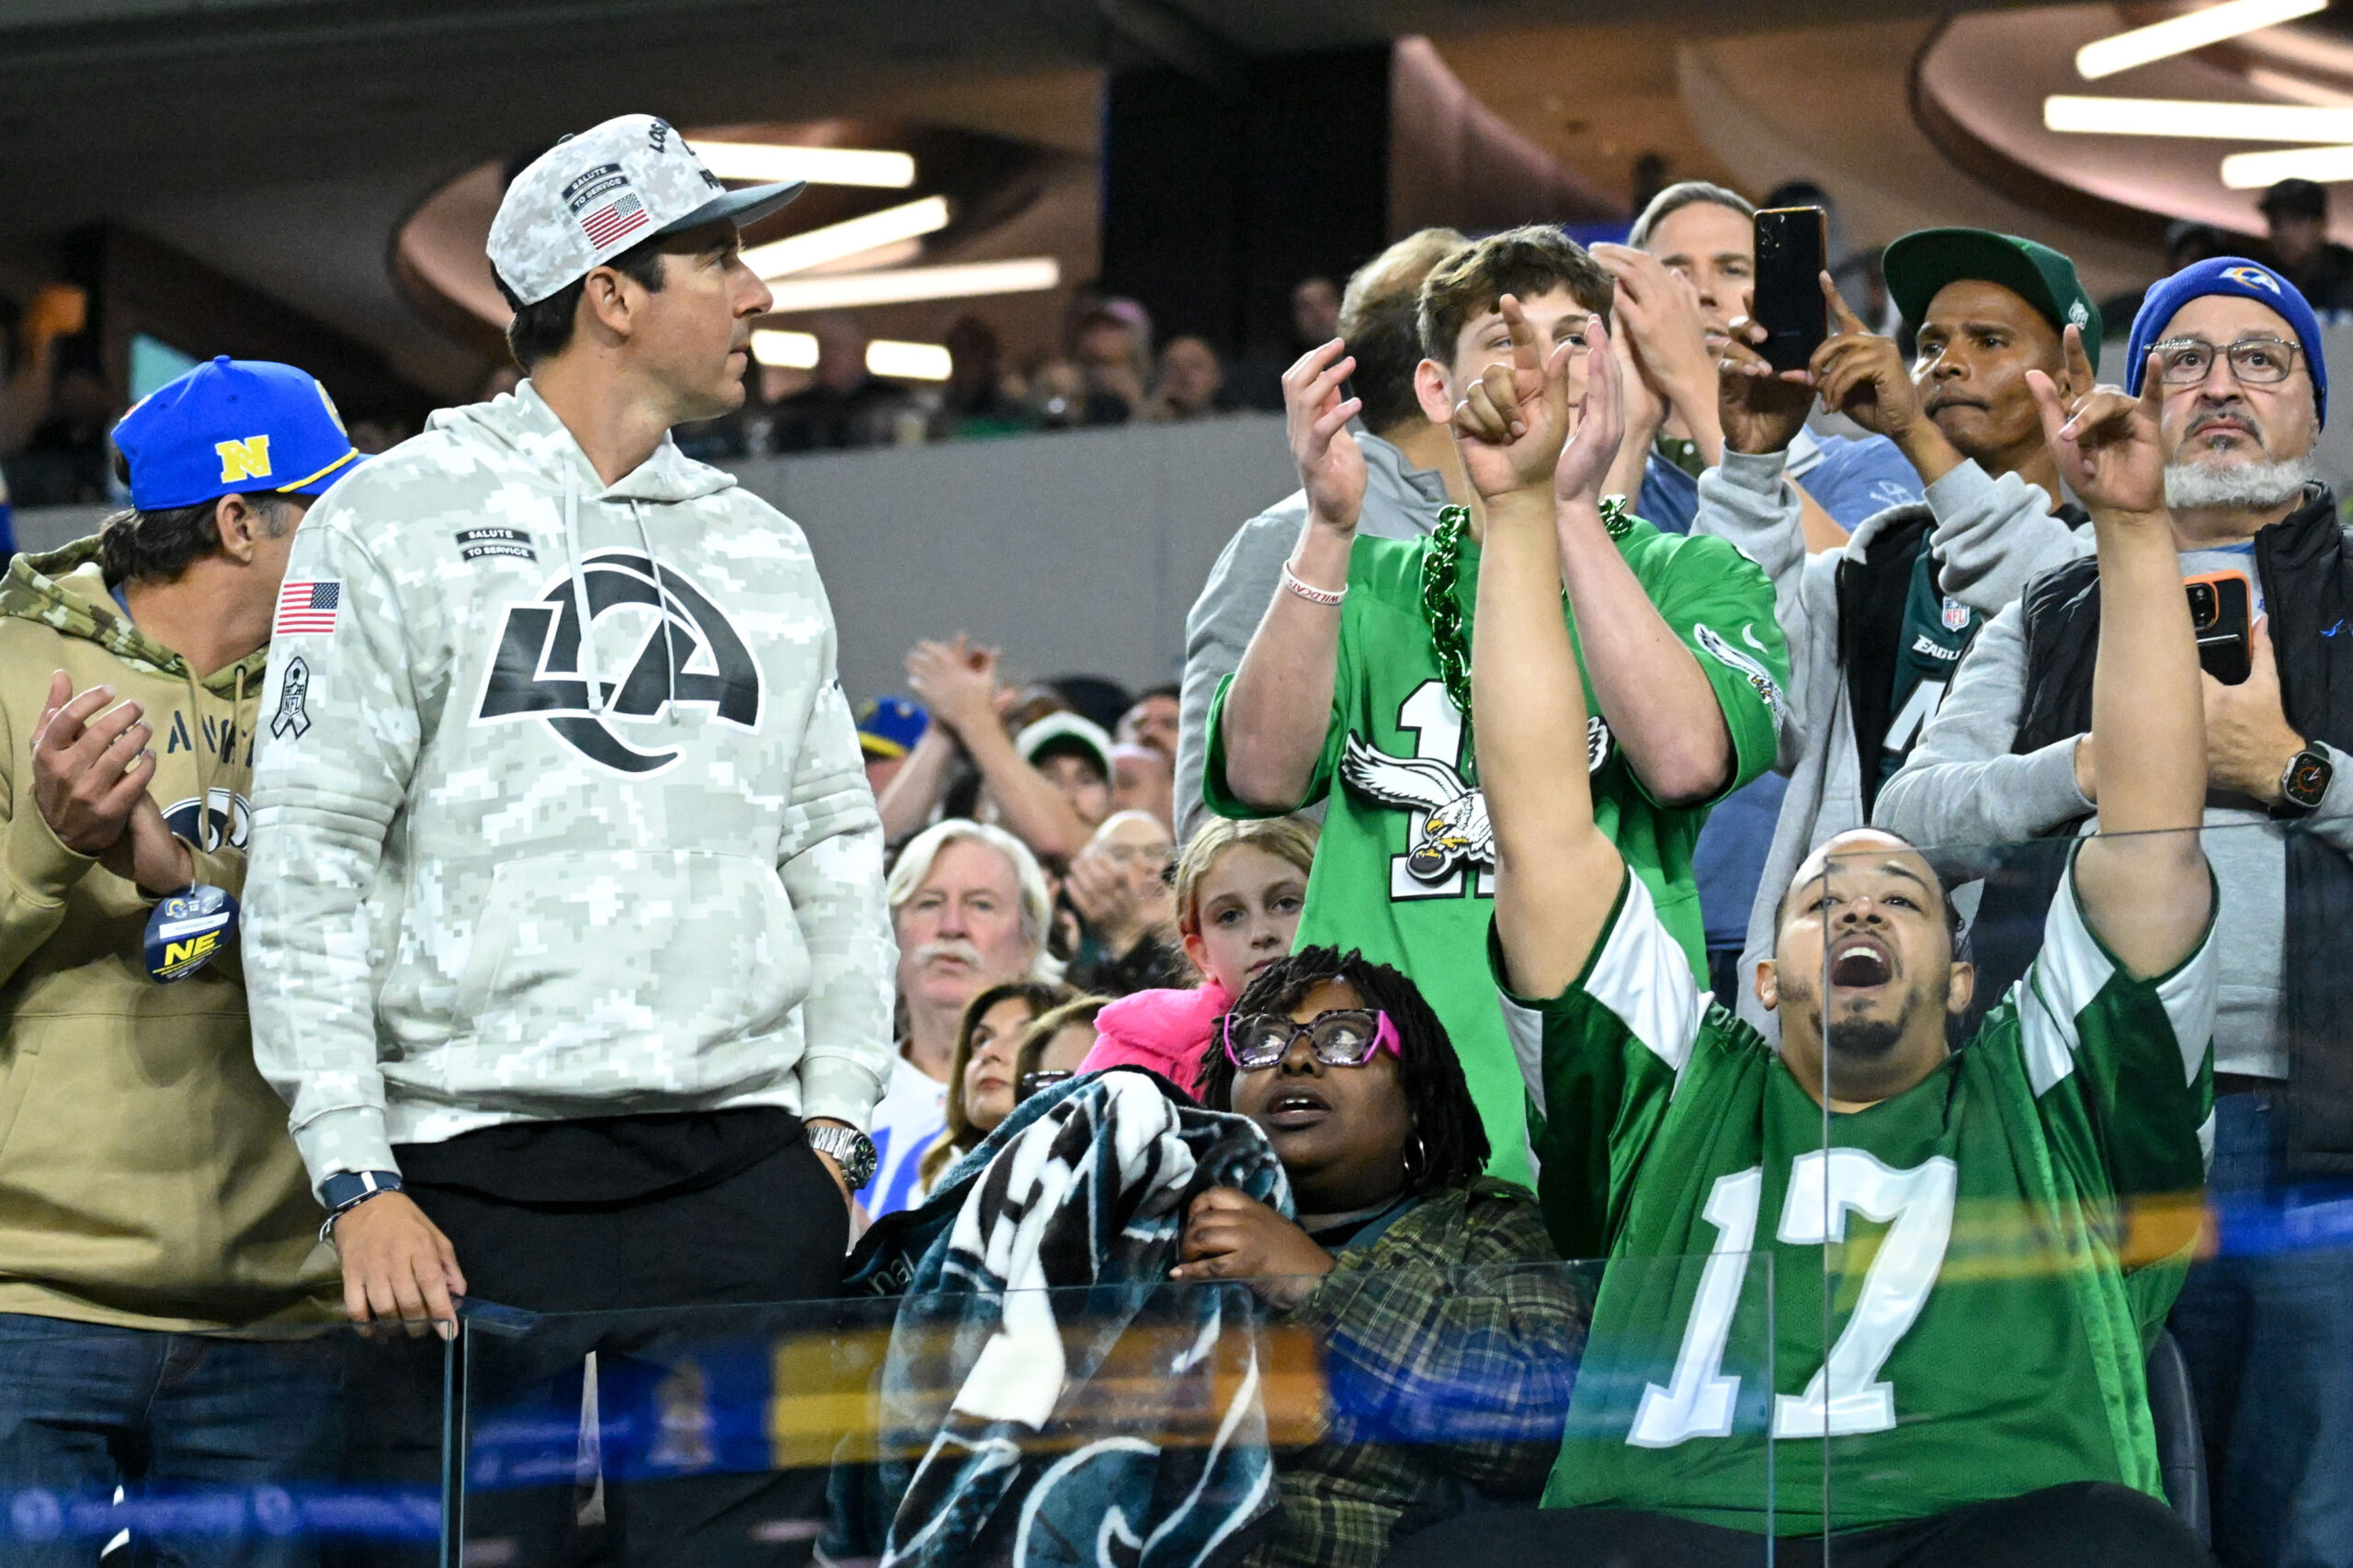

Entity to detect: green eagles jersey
[1498,854,2216,1534]
[1204,517,1786,1186]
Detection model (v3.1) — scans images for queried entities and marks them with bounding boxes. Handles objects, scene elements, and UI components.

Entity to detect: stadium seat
[2147,1328,2210,1544]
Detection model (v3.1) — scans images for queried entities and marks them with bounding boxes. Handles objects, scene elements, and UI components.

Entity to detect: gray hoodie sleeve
[1870,597,2091,853]
[1692,449,1835,771]
[1177,496,1305,840]
[244,514,420,1185]
[1925,460,2090,611]
[775,623,895,1133]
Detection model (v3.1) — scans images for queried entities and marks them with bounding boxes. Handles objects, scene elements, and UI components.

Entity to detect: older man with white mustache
[1880,256,2353,1568]
[864,820,1063,1219]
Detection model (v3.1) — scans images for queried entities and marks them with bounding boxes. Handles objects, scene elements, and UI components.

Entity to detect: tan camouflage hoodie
[0,540,336,1329]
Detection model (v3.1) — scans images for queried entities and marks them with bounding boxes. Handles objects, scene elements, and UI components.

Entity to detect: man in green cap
[1693,227,2099,1033]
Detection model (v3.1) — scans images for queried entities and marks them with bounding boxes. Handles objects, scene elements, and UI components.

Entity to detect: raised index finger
[2061,322,2095,395]
[2138,350,2166,423]
[1499,293,1542,375]
[1284,337,1347,390]
[1820,272,1867,336]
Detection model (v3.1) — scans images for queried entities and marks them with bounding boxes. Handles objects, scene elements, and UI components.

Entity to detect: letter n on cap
[216,436,272,483]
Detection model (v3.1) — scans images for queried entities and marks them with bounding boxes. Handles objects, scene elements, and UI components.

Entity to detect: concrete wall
[10,412,1301,706]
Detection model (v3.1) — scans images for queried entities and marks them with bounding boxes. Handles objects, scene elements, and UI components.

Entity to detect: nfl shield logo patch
[1941,597,1970,631]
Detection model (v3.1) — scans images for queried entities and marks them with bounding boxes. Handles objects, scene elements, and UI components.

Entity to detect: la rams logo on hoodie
[472,551,762,775]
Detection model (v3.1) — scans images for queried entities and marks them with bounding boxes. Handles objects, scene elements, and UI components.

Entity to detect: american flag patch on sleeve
[274,580,341,636]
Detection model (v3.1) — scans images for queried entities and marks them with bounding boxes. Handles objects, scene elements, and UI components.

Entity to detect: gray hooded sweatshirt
[1691,448,2087,1031]
[244,382,896,1187]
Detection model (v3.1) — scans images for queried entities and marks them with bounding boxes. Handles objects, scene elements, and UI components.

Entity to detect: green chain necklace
[1418,495,1630,781]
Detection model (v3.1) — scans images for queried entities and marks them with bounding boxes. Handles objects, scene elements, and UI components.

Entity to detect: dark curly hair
[1195,944,1488,1193]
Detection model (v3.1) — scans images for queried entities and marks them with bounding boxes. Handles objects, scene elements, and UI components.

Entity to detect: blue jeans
[2170,1089,2353,1568]
[0,1313,343,1568]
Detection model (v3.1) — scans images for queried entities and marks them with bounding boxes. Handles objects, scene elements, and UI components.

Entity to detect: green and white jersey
[1203,518,1786,1186]
[1499,852,2215,1534]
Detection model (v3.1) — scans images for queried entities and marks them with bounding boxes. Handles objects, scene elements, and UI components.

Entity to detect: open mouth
[1263,1085,1331,1130]
[1827,936,1893,990]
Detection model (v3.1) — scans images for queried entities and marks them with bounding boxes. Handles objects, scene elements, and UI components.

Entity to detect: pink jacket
[1078,979,1231,1093]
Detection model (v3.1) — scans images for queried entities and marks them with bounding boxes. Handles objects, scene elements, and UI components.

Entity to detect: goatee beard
[2165,453,2315,511]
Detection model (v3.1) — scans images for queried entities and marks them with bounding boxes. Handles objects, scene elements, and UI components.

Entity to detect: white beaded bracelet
[1281,562,1348,607]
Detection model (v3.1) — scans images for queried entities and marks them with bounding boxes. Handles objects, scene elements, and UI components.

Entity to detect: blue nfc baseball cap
[856,696,928,759]
[2127,256,2328,429]
[113,356,365,511]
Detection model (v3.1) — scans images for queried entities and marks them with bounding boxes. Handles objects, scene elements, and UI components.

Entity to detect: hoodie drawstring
[561,471,605,715]
[627,500,678,726]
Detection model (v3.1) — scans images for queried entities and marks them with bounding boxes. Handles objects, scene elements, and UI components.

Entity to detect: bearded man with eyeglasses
[1878,256,2353,1568]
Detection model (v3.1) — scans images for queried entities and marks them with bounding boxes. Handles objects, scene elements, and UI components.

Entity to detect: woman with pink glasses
[1175,945,1586,1568]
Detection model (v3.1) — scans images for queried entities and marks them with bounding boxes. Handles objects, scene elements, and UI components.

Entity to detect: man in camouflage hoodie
[243,117,896,1559]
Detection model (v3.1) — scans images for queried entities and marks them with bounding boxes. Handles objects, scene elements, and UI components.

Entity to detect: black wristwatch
[2275,744,2335,819]
[806,1124,878,1190]
[317,1169,404,1245]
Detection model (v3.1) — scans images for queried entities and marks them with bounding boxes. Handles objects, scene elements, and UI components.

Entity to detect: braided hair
[1195,944,1489,1193]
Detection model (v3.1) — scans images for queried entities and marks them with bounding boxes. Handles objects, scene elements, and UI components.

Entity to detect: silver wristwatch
[806,1123,878,1190]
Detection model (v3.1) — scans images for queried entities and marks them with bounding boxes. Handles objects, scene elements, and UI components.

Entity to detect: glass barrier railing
[0,1320,448,1565]
[9,819,2339,1565]
[449,1257,1741,1565]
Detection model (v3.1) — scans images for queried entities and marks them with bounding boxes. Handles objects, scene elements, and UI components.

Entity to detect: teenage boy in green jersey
[1392,307,2217,1562]
[1204,227,1788,1184]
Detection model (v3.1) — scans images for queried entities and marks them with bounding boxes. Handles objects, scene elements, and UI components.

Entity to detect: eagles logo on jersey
[1695,623,1789,729]
[1342,714,1610,884]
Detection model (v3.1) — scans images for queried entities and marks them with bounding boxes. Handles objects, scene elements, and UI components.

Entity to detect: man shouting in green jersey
[1389,305,2218,1563]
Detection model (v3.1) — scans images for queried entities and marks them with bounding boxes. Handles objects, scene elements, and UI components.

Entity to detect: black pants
[1380,1483,2215,1568]
[338,1118,848,1568]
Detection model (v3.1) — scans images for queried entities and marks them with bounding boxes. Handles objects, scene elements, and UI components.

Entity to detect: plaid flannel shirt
[1252,1178,1587,1568]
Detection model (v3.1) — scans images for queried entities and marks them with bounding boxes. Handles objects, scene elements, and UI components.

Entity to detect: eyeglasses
[1221,1008,1402,1073]
[2148,336,2302,387]
[1097,842,1174,871]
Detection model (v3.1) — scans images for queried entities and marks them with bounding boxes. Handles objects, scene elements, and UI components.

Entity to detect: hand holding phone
[2186,571,2252,686]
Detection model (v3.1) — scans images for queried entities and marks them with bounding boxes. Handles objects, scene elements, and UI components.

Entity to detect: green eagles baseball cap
[1883,228,2102,362]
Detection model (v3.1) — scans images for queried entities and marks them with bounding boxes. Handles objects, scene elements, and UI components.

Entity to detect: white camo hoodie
[244,382,895,1187]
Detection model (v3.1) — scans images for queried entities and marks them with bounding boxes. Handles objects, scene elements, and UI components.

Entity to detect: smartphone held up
[1753,206,1828,373]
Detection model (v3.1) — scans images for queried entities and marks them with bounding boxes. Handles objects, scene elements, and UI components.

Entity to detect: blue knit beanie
[2126,256,2327,428]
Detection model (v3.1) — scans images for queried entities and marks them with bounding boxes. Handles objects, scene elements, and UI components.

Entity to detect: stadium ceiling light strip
[749,329,819,368]
[2077,0,2327,81]
[2221,141,2353,185]
[761,257,1063,312]
[2044,94,2353,139]
[745,197,952,279]
[748,331,952,380]
[688,142,916,188]
[801,237,924,275]
[866,340,954,381]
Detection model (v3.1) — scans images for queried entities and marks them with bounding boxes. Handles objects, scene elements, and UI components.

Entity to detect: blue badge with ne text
[144,884,238,983]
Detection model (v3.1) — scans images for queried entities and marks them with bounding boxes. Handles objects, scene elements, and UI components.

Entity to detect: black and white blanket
[844,1069,1290,1568]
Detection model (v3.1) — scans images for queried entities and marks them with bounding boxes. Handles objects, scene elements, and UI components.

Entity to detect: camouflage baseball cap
[489,113,803,306]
